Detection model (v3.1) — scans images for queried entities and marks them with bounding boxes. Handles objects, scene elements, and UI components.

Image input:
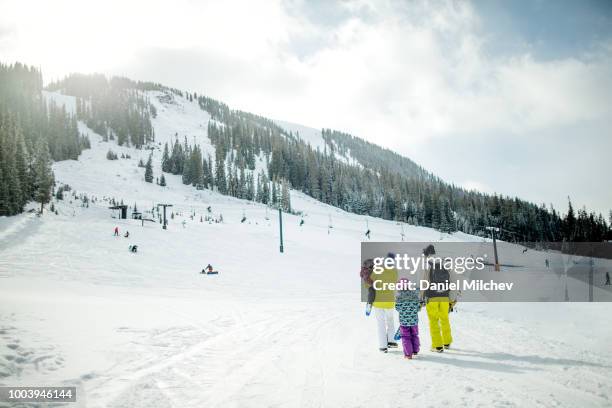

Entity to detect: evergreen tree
[161,142,170,172]
[272,179,278,207]
[281,179,291,212]
[215,155,227,194]
[32,138,54,214]
[144,153,153,183]
[564,198,576,241]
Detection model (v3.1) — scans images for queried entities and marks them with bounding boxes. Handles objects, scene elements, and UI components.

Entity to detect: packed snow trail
[2,270,611,408]
[1,90,611,408]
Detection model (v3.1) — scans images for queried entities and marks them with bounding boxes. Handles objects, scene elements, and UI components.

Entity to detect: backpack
[426,264,450,299]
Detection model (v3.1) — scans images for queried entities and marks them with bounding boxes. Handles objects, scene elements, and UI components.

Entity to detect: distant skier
[545,259,550,268]
[124,231,129,238]
[606,272,610,286]
[300,219,304,226]
[114,226,119,236]
[421,244,458,352]
[365,229,371,240]
[395,278,421,359]
[128,245,138,253]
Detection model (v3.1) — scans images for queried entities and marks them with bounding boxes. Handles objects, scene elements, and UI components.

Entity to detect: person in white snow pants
[369,262,398,352]
[374,308,396,350]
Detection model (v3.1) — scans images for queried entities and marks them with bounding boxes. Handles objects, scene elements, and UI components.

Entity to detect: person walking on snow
[370,253,398,353]
[114,226,119,236]
[606,271,610,286]
[421,244,458,352]
[395,278,421,359]
[360,259,376,316]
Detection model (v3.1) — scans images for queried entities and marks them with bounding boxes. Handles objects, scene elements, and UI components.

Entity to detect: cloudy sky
[1,0,611,215]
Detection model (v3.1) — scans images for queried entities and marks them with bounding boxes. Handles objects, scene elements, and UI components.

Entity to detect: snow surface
[147,91,215,159]
[275,120,327,152]
[275,120,362,167]
[0,92,611,408]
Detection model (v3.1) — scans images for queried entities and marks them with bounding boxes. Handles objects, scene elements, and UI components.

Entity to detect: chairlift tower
[485,226,501,271]
[279,208,284,253]
[157,203,173,230]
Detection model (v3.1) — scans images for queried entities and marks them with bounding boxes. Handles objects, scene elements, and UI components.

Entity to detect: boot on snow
[444,344,451,350]
[387,342,398,348]
[431,347,444,353]
[379,348,388,353]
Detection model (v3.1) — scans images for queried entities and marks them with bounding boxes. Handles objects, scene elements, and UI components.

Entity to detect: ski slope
[0,92,611,408]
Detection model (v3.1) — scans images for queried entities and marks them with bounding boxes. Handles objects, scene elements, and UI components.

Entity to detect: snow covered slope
[275,119,362,166]
[0,92,611,408]
[275,119,327,151]
[147,90,215,158]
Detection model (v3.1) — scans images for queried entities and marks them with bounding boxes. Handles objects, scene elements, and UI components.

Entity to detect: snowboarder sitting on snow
[395,277,421,359]
[128,245,138,253]
[124,231,129,238]
[201,264,216,274]
[421,244,458,353]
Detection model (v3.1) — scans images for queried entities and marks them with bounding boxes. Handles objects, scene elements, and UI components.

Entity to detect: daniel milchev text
[372,279,514,292]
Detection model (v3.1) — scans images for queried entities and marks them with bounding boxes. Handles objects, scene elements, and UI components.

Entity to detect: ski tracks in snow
[76,300,612,408]
[86,303,351,408]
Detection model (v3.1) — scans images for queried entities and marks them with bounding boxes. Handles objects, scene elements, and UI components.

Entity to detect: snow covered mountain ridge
[42,71,611,244]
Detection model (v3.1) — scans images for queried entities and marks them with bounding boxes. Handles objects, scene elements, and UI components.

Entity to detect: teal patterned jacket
[395,289,420,326]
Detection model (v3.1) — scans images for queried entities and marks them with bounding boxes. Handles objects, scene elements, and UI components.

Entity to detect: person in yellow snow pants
[426,297,453,349]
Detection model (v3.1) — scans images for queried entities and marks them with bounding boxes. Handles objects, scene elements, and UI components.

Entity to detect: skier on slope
[369,253,398,353]
[114,226,119,236]
[395,277,421,359]
[421,244,458,352]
